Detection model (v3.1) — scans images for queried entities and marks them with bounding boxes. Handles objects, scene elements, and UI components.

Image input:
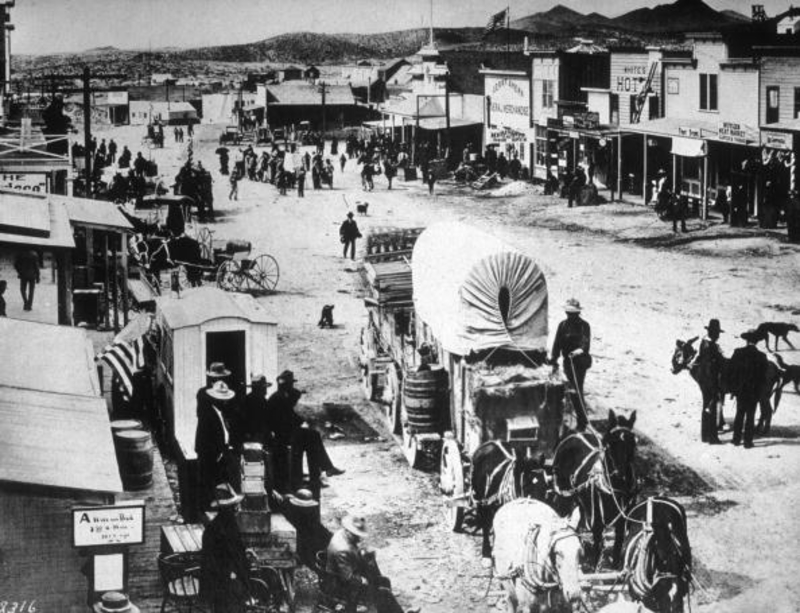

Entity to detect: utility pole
[319,81,328,135]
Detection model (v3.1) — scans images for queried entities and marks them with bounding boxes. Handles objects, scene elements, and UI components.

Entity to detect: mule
[493,499,584,613]
[672,336,783,435]
[471,441,550,562]
[552,411,638,569]
[622,497,692,613]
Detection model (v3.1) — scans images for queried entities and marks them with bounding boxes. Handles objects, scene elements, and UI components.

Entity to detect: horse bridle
[603,425,636,491]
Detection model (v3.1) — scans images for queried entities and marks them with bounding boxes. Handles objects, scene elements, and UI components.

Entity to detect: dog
[318,304,334,328]
[356,201,369,216]
[775,354,800,394]
[756,322,799,351]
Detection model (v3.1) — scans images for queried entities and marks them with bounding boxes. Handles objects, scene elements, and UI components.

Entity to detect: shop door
[206,330,246,391]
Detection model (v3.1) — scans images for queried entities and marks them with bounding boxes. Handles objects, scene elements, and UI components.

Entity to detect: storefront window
[535,125,547,167]
[767,86,780,124]
[542,80,555,109]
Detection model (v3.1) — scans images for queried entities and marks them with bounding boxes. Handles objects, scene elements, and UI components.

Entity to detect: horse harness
[478,441,519,508]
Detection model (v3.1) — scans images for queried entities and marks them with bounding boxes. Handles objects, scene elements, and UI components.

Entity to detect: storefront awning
[628,116,759,146]
[418,117,482,130]
[671,136,707,157]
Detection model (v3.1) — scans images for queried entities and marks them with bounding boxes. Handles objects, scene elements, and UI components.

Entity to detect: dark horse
[672,336,783,435]
[552,410,638,569]
[471,440,550,563]
[131,234,207,289]
[622,497,692,613]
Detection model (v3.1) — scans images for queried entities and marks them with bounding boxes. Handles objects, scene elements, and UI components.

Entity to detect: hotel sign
[718,122,748,145]
[761,130,793,151]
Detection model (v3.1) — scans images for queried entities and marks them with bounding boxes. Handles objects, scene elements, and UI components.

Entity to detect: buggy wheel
[440,437,466,532]
[196,227,214,261]
[216,259,242,292]
[243,254,280,293]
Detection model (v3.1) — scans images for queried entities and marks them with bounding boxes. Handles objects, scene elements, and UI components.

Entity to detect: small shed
[152,286,278,458]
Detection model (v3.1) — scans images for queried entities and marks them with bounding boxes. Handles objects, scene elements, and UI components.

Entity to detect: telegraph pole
[318,81,328,136]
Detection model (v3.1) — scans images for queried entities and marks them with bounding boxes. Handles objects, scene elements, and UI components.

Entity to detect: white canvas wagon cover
[412,222,548,356]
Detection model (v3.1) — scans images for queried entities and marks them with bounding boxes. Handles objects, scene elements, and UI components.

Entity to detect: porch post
[121,232,129,327]
[642,135,648,205]
[702,154,709,220]
[56,250,73,326]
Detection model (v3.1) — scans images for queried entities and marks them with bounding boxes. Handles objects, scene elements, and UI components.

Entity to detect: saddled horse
[493,499,584,613]
[552,411,638,569]
[622,497,692,613]
[471,441,551,563]
[672,336,783,435]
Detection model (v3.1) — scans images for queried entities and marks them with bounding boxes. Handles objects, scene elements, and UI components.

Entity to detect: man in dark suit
[695,318,725,444]
[242,373,272,444]
[200,483,252,612]
[265,370,344,491]
[339,212,361,260]
[195,381,237,509]
[728,329,769,449]
[551,298,592,430]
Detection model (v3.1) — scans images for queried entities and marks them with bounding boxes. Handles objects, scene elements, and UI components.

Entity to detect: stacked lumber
[363,259,413,307]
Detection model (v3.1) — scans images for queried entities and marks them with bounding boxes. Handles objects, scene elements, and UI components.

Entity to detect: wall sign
[489,127,527,143]
[761,130,793,151]
[0,173,47,193]
[485,75,530,131]
[73,501,145,548]
[718,122,748,145]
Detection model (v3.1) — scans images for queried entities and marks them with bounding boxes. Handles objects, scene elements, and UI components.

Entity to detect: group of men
[693,318,771,448]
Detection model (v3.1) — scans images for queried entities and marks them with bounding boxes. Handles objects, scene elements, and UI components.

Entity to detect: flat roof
[761,119,800,132]
[0,318,101,396]
[156,286,276,330]
[0,386,122,494]
[0,192,75,249]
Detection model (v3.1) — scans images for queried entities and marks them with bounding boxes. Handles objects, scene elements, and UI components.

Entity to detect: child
[0,279,6,316]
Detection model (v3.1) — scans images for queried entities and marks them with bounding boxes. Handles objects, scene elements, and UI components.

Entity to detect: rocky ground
[98,122,800,612]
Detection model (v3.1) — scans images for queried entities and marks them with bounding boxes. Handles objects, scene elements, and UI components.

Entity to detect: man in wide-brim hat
[201,483,251,612]
[195,380,238,510]
[93,591,140,613]
[551,298,592,430]
[695,318,726,444]
[728,330,769,449]
[196,361,233,418]
[242,373,274,445]
[326,514,406,613]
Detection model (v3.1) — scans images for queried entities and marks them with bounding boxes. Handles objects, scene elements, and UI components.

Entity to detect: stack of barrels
[402,365,449,433]
[110,420,154,491]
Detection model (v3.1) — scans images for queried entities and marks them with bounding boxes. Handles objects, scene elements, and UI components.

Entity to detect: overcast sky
[11,0,796,55]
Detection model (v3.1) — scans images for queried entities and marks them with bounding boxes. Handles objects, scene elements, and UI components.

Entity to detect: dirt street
[103,123,800,612]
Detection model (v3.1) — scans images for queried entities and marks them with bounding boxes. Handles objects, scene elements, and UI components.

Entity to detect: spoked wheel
[216,259,242,292]
[440,437,466,532]
[242,254,279,293]
[196,227,214,261]
[385,363,402,435]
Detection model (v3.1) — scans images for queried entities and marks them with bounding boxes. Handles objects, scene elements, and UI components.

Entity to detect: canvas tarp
[412,222,548,356]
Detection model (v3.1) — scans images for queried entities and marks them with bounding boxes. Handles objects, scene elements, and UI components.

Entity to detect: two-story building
[629,32,761,216]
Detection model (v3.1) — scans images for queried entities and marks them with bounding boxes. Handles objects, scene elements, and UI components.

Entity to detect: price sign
[72,501,145,548]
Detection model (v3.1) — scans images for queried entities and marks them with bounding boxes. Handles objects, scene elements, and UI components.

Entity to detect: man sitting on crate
[326,515,406,613]
[262,370,345,492]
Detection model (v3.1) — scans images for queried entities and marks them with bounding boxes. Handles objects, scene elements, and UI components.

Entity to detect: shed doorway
[206,330,246,390]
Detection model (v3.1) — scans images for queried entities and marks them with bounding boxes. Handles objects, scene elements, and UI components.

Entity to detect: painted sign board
[761,130,793,151]
[718,122,748,145]
[73,501,146,548]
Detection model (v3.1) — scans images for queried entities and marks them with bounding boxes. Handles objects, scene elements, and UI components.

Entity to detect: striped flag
[97,338,146,400]
[484,8,508,37]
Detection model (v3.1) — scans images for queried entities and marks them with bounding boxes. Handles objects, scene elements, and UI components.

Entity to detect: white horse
[493,499,584,612]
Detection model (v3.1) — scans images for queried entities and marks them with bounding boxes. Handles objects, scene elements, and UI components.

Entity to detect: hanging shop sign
[562,112,600,130]
[678,126,702,139]
[761,129,794,151]
[717,122,748,145]
[73,501,146,548]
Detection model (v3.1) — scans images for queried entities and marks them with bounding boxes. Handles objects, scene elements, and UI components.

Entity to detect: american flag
[484,8,508,37]
[97,338,146,400]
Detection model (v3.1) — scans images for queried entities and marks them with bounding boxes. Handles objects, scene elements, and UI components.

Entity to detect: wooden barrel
[110,419,143,433]
[114,429,154,491]
[403,367,448,433]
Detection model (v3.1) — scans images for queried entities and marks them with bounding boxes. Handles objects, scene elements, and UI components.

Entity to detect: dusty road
[106,123,800,612]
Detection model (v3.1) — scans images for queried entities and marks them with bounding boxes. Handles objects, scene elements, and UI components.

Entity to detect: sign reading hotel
[761,130,793,151]
[73,502,145,548]
[486,75,530,133]
[718,122,748,145]
[0,173,48,193]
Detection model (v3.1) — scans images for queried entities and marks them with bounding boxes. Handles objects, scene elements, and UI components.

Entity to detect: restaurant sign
[718,122,748,145]
[73,501,145,547]
[761,130,793,151]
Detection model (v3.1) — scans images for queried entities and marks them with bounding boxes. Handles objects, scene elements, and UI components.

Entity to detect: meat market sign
[72,501,145,548]
[486,75,530,132]
[717,122,748,145]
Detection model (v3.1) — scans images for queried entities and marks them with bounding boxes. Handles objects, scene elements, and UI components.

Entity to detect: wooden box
[244,512,296,560]
[237,510,271,534]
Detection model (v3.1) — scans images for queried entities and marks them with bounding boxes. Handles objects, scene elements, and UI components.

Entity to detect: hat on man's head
[277,369,297,384]
[705,319,724,334]
[288,488,319,508]
[249,373,272,388]
[657,168,667,176]
[93,592,140,613]
[206,362,231,379]
[210,482,244,509]
[347,211,354,218]
[342,515,368,538]
[741,329,761,343]
[563,298,582,313]
[206,380,235,402]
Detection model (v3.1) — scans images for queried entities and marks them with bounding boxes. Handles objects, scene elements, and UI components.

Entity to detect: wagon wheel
[216,259,243,292]
[440,437,466,532]
[385,363,402,435]
[242,254,280,293]
[196,227,214,261]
